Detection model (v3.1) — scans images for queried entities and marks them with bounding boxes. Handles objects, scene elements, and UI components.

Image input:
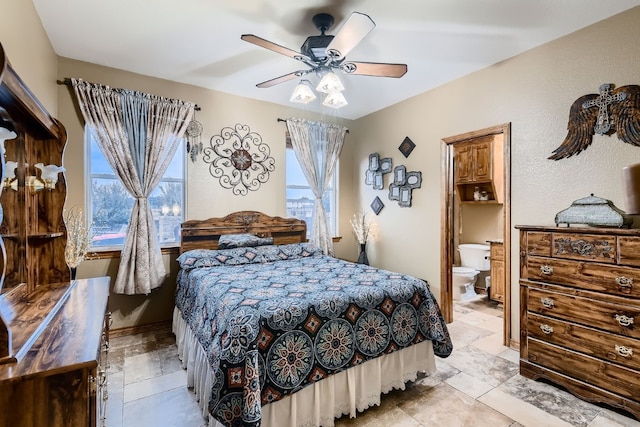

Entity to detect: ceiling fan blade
[325,12,375,60]
[241,34,311,63]
[341,61,408,78]
[256,71,309,88]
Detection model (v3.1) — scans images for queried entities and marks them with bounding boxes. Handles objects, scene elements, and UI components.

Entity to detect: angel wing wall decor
[548,83,640,160]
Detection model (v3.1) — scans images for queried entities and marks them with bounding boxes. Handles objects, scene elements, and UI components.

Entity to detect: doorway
[440,123,513,347]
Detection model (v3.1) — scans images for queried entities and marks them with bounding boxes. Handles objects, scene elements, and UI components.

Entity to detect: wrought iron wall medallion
[203,123,275,195]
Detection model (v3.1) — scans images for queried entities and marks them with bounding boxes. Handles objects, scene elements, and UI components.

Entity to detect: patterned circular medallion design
[266,330,314,389]
[220,307,260,364]
[418,299,445,341]
[212,392,259,425]
[391,303,418,346]
[312,291,350,318]
[350,286,385,309]
[260,297,308,331]
[355,309,390,356]
[314,318,355,369]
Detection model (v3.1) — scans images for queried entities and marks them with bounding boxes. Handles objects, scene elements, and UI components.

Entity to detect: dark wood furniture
[454,135,504,203]
[180,210,307,252]
[489,240,504,303]
[517,225,640,419]
[0,43,111,426]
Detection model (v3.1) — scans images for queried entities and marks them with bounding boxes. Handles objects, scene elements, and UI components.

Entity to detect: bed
[173,211,452,427]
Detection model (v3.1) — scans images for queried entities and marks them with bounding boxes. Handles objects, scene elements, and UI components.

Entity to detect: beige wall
[4,4,640,334]
[0,0,58,114]
[56,58,355,329]
[350,6,640,336]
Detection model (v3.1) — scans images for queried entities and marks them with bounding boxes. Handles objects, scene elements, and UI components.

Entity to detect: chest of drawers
[517,226,640,419]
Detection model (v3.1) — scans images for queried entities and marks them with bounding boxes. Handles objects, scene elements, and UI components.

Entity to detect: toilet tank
[458,243,490,271]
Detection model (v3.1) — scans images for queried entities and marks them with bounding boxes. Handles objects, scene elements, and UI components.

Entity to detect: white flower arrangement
[64,205,93,269]
[350,209,372,244]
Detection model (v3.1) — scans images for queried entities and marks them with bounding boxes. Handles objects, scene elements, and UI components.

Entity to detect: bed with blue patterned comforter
[175,242,452,427]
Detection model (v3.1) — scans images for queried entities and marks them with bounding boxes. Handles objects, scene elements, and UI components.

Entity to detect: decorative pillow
[176,247,265,270]
[176,242,323,270]
[218,233,274,249]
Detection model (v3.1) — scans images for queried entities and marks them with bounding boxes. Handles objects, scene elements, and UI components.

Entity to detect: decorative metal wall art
[549,83,640,160]
[398,136,416,158]
[370,196,384,215]
[203,123,275,195]
[388,165,422,207]
[364,153,392,190]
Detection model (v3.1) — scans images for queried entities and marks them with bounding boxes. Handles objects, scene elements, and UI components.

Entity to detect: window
[86,129,185,249]
[285,148,338,237]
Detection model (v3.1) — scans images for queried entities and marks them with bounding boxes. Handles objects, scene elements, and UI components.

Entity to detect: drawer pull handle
[540,298,554,308]
[615,276,633,289]
[540,265,553,275]
[615,314,635,327]
[539,324,554,335]
[615,345,633,358]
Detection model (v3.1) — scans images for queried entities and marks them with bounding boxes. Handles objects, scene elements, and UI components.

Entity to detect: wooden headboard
[180,211,307,253]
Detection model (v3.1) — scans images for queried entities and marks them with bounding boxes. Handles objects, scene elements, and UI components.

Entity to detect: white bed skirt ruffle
[173,307,436,427]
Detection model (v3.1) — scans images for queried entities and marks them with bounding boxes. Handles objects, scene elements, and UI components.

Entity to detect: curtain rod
[56,78,201,110]
[277,118,349,133]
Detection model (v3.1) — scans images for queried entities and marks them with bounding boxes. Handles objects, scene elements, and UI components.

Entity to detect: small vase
[70,267,77,280]
[357,243,369,265]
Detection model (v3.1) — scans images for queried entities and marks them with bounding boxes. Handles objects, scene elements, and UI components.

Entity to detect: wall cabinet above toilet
[454,134,504,204]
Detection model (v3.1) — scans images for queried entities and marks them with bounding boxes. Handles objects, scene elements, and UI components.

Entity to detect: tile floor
[104,298,640,427]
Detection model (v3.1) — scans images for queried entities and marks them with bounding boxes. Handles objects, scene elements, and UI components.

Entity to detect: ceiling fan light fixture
[322,91,348,109]
[290,80,317,104]
[316,71,344,93]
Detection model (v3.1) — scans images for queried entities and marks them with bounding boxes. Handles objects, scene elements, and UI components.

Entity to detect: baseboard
[110,319,172,338]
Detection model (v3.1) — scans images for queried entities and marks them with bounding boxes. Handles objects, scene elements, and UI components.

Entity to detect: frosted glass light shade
[316,72,344,94]
[290,80,317,104]
[322,91,348,109]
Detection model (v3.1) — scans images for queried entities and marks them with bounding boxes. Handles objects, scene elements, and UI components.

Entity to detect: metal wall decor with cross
[202,123,275,195]
[549,83,640,160]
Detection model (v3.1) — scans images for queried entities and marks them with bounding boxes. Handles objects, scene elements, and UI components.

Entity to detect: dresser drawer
[619,237,640,267]
[527,256,640,298]
[527,338,640,402]
[551,232,616,264]
[528,312,640,371]
[528,287,640,339]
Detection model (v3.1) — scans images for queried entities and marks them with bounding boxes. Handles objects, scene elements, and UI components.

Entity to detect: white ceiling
[33,0,640,120]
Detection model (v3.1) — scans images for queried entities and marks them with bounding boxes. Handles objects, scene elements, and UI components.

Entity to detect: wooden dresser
[0,277,110,427]
[517,226,640,419]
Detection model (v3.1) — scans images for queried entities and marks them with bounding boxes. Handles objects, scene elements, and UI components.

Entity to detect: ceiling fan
[241,12,408,88]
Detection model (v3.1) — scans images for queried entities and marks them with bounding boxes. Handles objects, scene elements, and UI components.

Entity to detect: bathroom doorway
[440,123,513,347]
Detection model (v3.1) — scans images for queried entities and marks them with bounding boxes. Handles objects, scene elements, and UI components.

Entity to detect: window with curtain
[86,128,186,249]
[285,147,338,238]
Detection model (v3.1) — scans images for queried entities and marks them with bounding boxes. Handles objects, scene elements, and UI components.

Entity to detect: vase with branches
[64,205,93,280]
[350,210,373,265]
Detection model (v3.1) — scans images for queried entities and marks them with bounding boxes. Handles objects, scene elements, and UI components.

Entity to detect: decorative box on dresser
[0,42,111,426]
[517,225,640,419]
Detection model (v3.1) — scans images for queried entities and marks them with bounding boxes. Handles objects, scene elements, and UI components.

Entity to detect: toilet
[453,243,491,300]
[452,266,479,300]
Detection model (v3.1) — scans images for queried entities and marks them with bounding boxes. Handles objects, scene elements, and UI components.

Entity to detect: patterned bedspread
[175,243,452,427]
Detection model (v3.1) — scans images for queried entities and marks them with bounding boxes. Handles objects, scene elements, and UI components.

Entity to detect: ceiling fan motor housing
[301,35,334,62]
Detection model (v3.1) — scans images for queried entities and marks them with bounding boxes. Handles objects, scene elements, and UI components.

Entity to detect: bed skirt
[173,307,436,427]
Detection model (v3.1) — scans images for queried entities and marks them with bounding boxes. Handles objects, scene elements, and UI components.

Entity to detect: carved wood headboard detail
[180,210,307,253]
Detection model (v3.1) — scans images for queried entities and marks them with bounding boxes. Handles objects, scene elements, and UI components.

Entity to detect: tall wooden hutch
[0,43,111,426]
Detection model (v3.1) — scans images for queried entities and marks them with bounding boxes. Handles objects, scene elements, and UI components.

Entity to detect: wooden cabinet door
[490,243,504,302]
[454,144,473,183]
[473,141,492,182]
